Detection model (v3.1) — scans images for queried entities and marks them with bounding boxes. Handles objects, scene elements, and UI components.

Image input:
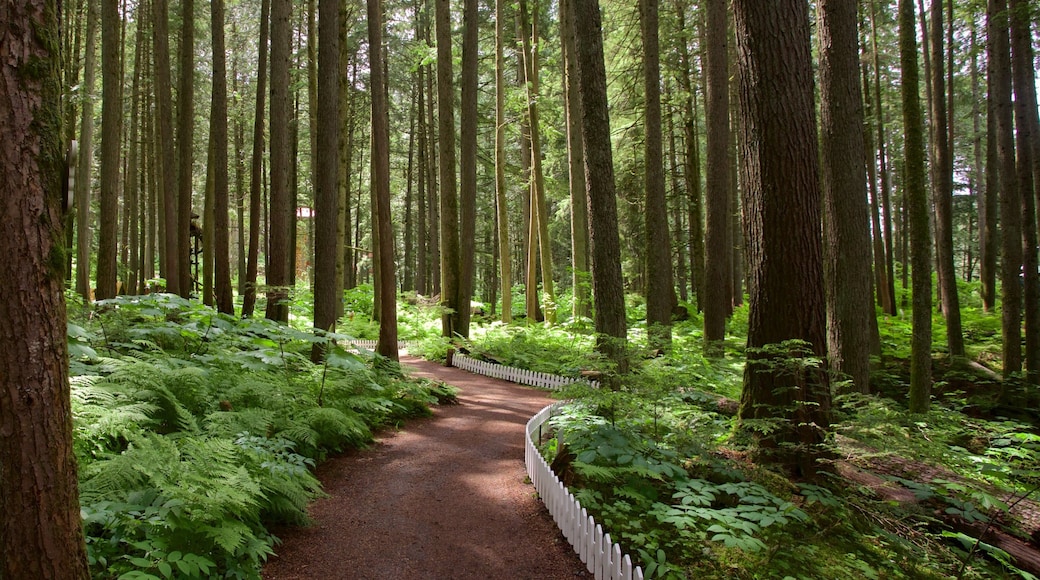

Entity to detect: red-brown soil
[262,355,588,580]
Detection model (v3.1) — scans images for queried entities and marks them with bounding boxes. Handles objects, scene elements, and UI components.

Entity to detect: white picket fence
[526,404,645,580]
[449,352,598,390]
[347,339,411,352]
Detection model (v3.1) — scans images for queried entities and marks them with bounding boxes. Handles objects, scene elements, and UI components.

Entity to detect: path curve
[262,354,587,579]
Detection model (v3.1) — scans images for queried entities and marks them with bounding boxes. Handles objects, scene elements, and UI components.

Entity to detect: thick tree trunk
[572,0,627,376]
[1008,0,1040,387]
[818,0,878,394]
[642,0,675,348]
[988,0,1022,379]
[154,0,178,295]
[368,0,399,360]
[435,0,460,337]
[312,0,340,361]
[703,0,730,353]
[0,0,91,572]
[211,0,233,314]
[898,0,932,413]
[266,0,292,322]
[733,0,830,476]
[96,0,121,300]
[561,0,588,321]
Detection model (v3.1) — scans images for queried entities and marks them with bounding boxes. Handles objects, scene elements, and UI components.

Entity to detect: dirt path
[262,355,587,579]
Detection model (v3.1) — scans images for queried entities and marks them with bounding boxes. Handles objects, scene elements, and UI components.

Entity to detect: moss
[48,244,67,283]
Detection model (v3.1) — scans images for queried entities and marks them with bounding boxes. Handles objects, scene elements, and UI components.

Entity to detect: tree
[312,0,340,361]
[96,0,122,300]
[988,0,1022,380]
[928,0,964,357]
[76,0,97,300]
[642,0,675,348]
[242,0,270,318]
[1008,0,1040,387]
[435,0,460,337]
[369,0,399,360]
[495,0,513,323]
[733,0,830,475]
[898,0,932,413]
[267,0,292,323]
[211,0,234,314]
[457,0,478,337]
[572,0,627,375]
[818,0,878,393]
[561,0,588,321]
[0,0,91,572]
[154,0,179,296]
[702,0,730,354]
[177,0,194,298]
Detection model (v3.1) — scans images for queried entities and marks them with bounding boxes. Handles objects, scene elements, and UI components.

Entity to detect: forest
[1,0,1039,577]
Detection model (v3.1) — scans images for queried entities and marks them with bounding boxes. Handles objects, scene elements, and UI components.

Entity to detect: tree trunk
[496,0,513,322]
[869,0,898,315]
[368,0,399,360]
[176,0,194,297]
[703,0,730,353]
[76,0,97,300]
[0,0,91,571]
[988,0,1022,379]
[572,0,627,376]
[975,17,997,312]
[519,0,556,324]
[733,0,830,476]
[457,0,478,337]
[675,1,704,312]
[928,0,964,357]
[96,0,121,300]
[242,0,269,317]
[435,0,460,337]
[312,0,340,361]
[642,0,675,348]
[818,0,878,394]
[561,0,588,321]
[266,0,292,322]
[210,0,233,314]
[1008,0,1040,387]
[898,0,932,413]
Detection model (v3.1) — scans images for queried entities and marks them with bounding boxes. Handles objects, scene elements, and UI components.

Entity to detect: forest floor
[261,354,588,580]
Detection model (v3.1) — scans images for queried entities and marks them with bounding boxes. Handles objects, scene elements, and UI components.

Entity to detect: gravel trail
[262,354,587,580]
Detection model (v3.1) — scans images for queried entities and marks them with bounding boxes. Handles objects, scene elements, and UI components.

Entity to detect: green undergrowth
[68,293,457,580]
[468,300,1035,578]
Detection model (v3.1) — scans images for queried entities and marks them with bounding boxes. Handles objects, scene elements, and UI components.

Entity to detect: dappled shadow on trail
[262,355,587,580]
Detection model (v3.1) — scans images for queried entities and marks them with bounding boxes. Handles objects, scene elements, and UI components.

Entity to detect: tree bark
[0,0,91,571]
[176,0,194,297]
[242,0,269,317]
[495,0,513,322]
[96,0,121,300]
[76,0,97,300]
[368,0,399,360]
[818,0,878,394]
[928,0,964,357]
[457,0,478,337]
[703,0,730,353]
[266,0,292,322]
[1008,0,1040,387]
[572,0,627,376]
[561,0,588,321]
[733,0,830,476]
[642,0,675,348]
[898,0,932,413]
[312,0,340,361]
[210,0,233,314]
[868,0,898,315]
[435,0,460,337]
[988,0,1022,379]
